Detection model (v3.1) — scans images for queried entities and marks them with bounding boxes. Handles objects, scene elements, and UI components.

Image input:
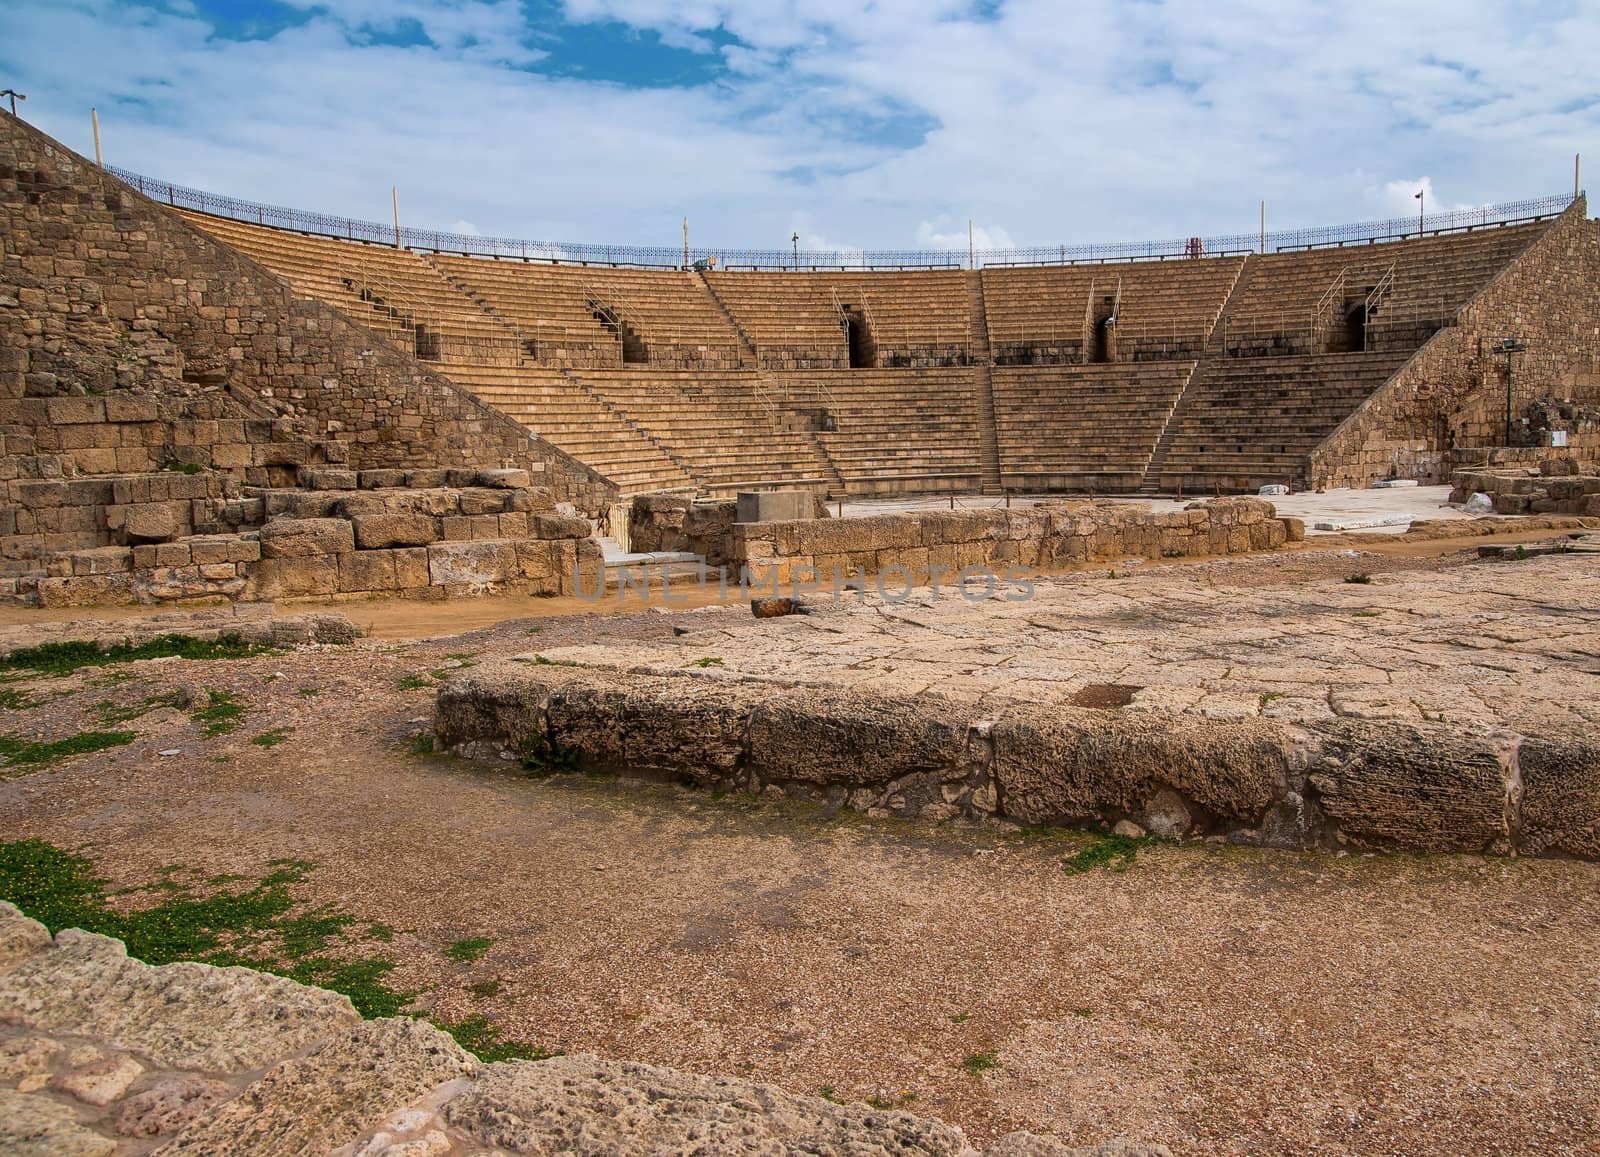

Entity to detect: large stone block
[1517,737,1600,858]
[259,518,356,559]
[746,688,971,786]
[186,534,261,566]
[533,512,590,540]
[250,556,340,599]
[351,513,438,550]
[1308,723,1510,853]
[991,707,1287,827]
[427,541,518,587]
[337,549,398,593]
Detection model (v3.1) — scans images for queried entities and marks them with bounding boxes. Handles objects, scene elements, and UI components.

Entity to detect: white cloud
[916,221,1015,252]
[5,0,1595,254]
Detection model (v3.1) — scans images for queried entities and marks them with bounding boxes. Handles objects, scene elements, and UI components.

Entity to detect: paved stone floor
[537,551,1600,735]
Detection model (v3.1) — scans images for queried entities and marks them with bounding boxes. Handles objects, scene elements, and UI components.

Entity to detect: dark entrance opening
[842,305,876,369]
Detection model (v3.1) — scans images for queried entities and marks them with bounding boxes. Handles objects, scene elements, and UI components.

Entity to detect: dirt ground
[1,538,1598,1155]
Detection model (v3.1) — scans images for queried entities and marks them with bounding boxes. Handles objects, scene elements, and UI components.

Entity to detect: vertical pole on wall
[91,108,103,167]
[391,187,401,248]
[1577,154,1583,200]
[968,219,975,270]
[1260,201,1265,253]
[683,218,689,269]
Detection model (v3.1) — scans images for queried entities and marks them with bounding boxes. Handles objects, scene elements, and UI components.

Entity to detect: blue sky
[2,0,1595,251]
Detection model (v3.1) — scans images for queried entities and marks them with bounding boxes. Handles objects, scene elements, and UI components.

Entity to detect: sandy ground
[1,543,1598,1154]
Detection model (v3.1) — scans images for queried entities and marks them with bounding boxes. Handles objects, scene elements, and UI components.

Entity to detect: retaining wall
[436,662,1600,858]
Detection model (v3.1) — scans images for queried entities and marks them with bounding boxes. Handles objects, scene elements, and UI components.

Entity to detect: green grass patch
[468,979,503,998]
[683,656,724,669]
[250,729,290,749]
[519,735,580,777]
[0,633,271,678]
[0,730,136,769]
[1060,832,1158,875]
[407,733,436,756]
[396,674,430,691]
[445,936,493,964]
[0,688,36,711]
[950,1011,972,1023]
[0,839,550,1059]
[194,690,245,738]
[959,1051,999,1077]
[297,687,320,698]
[434,1012,555,1063]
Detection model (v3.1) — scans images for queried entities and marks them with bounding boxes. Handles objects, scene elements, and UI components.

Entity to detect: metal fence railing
[107,164,1579,272]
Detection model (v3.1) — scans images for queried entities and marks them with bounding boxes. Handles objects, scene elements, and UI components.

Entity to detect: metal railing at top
[109,163,1581,272]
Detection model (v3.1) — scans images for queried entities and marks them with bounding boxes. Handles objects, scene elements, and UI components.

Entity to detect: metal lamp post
[792,232,799,272]
[1415,188,1425,238]
[1498,338,1528,446]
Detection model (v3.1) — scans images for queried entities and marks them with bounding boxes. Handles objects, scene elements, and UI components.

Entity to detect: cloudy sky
[3,0,1595,252]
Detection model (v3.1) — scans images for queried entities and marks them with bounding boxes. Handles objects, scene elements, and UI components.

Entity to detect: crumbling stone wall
[1447,457,1600,516]
[12,471,601,607]
[1311,202,1600,488]
[731,497,1299,586]
[0,113,616,514]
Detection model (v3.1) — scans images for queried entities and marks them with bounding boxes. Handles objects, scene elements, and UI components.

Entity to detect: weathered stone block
[533,512,589,540]
[66,547,129,577]
[337,549,398,593]
[250,556,340,599]
[992,706,1286,827]
[476,468,530,489]
[351,514,438,550]
[746,689,971,787]
[427,541,517,587]
[1309,723,1510,853]
[258,518,355,559]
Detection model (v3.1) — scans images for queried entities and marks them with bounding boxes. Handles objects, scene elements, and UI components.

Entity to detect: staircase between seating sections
[693,269,759,366]
[1140,257,1253,493]
[966,271,1003,495]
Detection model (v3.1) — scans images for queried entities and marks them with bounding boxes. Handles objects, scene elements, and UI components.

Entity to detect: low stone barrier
[0,903,1141,1156]
[435,662,1599,859]
[731,497,1302,586]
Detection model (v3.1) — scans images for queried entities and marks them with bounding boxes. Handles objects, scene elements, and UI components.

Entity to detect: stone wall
[1311,202,1600,488]
[731,497,1299,587]
[0,903,1124,1156]
[0,113,616,515]
[436,662,1597,859]
[7,471,602,607]
[627,494,740,565]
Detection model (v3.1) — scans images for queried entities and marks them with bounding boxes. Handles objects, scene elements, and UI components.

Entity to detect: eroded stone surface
[0,919,361,1072]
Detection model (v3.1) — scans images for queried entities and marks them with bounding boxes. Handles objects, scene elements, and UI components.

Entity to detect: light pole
[0,89,25,117]
[792,231,799,272]
[1415,188,1425,238]
[1498,338,1527,447]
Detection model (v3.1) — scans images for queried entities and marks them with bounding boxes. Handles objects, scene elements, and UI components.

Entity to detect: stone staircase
[693,269,759,366]
[967,272,1003,495]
